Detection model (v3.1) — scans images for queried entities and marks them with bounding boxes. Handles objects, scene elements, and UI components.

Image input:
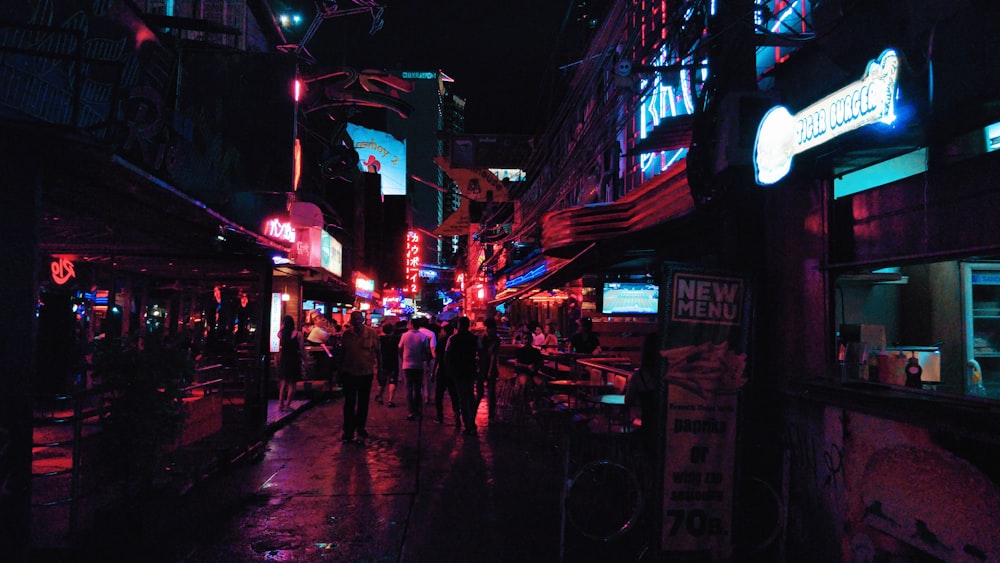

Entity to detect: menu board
[659,263,752,559]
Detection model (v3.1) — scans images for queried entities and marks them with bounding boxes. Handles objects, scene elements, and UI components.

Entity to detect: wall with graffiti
[783,402,1000,563]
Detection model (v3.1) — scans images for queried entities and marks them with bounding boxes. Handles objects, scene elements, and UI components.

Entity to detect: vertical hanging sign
[404,230,421,296]
[659,263,752,560]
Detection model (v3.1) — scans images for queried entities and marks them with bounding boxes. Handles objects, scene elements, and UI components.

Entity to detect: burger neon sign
[754,49,899,185]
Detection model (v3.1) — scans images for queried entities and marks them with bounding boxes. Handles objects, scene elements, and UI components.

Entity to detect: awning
[302,279,353,305]
[489,243,595,305]
[541,162,694,258]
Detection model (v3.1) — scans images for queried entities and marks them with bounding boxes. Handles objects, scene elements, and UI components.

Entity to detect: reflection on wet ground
[81,383,655,563]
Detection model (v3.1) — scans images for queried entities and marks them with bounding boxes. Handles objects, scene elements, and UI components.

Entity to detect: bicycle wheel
[565,459,643,542]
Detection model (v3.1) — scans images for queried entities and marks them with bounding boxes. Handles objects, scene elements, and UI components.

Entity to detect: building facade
[495,0,1000,561]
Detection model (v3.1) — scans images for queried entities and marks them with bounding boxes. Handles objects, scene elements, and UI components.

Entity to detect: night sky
[279,0,586,134]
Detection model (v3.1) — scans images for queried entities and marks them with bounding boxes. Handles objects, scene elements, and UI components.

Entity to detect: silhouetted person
[479,317,502,423]
[447,316,481,435]
[417,317,437,405]
[339,311,380,442]
[627,331,661,459]
[377,322,400,406]
[277,315,302,411]
[433,322,460,425]
[569,317,602,354]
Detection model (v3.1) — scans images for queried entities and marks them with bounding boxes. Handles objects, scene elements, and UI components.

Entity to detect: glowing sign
[50,256,76,285]
[293,138,302,191]
[754,49,899,185]
[355,274,375,299]
[347,123,407,196]
[355,276,375,292]
[985,121,1000,152]
[263,217,296,243]
[404,230,420,295]
[401,71,437,79]
[506,263,547,288]
[635,45,703,179]
[290,227,342,277]
[269,293,283,353]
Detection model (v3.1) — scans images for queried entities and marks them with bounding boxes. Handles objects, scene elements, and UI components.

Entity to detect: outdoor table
[596,393,632,432]
[548,379,614,409]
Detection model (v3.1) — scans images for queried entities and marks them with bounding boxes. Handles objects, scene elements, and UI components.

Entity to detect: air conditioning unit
[712,91,780,174]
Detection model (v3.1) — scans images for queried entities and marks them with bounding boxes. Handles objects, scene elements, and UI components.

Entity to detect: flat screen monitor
[601,282,659,315]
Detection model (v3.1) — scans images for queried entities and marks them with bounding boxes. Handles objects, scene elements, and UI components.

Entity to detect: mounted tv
[601,282,659,315]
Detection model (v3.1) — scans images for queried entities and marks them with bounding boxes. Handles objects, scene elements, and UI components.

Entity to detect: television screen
[601,282,659,315]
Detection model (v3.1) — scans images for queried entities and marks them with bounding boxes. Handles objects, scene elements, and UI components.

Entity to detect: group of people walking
[278,312,503,443]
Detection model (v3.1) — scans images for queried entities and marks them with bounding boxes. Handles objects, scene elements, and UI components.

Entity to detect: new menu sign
[659,263,752,560]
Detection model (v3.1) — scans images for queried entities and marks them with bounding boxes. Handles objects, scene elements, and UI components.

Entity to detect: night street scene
[3,1,1000,562]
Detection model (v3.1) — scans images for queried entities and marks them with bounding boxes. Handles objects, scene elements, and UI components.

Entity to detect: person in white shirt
[531,324,546,347]
[305,315,331,381]
[398,318,431,420]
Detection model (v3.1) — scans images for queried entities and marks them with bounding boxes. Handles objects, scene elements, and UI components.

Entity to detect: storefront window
[834,258,1000,399]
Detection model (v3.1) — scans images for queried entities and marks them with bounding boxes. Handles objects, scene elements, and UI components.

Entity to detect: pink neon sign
[404,230,420,295]
[263,218,296,243]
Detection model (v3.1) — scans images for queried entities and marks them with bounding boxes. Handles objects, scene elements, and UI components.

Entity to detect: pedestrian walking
[339,311,380,442]
[433,322,460,426]
[479,317,502,423]
[376,322,400,407]
[398,317,430,420]
[446,316,481,435]
[417,317,437,405]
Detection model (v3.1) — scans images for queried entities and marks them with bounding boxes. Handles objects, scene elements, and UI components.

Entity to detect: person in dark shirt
[433,322,460,425]
[446,316,480,435]
[569,317,602,354]
[479,317,502,423]
[376,322,401,406]
[277,315,302,412]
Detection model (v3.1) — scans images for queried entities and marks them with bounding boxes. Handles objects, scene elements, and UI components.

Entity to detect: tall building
[383,70,466,312]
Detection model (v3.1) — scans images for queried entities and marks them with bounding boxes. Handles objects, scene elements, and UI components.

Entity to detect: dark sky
[282,1,583,134]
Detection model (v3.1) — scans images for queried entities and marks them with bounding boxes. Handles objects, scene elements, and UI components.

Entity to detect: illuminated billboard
[291,226,343,278]
[754,49,899,185]
[346,123,407,196]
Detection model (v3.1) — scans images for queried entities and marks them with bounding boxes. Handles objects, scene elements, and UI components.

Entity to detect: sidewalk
[91,378,656,562]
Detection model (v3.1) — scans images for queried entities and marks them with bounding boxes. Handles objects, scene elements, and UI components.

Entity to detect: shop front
[754,24,1000,561]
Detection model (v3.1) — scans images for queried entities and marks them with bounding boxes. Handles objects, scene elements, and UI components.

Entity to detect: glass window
[833,258,1000,399]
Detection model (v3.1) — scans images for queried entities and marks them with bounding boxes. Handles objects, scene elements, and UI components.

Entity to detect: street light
[278,13,303,28]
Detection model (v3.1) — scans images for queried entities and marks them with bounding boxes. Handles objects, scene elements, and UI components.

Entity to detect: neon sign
[404,230,420,295]
[506,263,547,288]
[401,71,436,79]
[263,217,296,243]
[50,256,76,285]
[269,293,283,353]
[355,274,375,299]
[635,46,703,179]
[754,49,899,185]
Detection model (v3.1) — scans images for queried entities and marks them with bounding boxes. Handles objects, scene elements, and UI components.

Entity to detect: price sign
[660,264,752,559]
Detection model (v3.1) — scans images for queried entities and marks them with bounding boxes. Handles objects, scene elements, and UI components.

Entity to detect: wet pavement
[90,384,656,563]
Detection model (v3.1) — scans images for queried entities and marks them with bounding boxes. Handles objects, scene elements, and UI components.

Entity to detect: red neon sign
[404,230,420,295]
[50,256,76,285]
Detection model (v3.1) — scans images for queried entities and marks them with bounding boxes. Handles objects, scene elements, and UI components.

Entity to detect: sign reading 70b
[666,508,728,537]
